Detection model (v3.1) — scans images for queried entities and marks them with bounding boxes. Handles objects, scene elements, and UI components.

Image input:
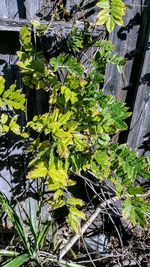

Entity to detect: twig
[59,196,117,260]
[77,253,124,264]
[38,251,86,267]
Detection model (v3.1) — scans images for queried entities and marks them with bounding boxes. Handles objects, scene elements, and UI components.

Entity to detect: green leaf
[1,114,8,124]
[2,254,29,267]
[96,9,109,25]
[9,116,21,135]
[73,134,87,151]
[31,20,41,28]
[58,111,73,124]
[106,16,115,33]
[127,186,145,196]
[67,198,84,206]
[0,193,30,252]
[122,197,150,229]
[37,221,51,249]
[69,207,86,220]
[91,161,103,180]
[94,150,109,167]
[68,207,86,233]
[96,0,126,32]
[68,213,80,233]
[28,200,37,241]
[0,76,5,95]
[50,54,83,75]
[96,0,109,8]
[48,168,68,187]
[27,161,48,179]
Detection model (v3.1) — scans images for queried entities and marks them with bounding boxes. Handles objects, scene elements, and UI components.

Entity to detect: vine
[13,21,150,231]
[0,1,150,266]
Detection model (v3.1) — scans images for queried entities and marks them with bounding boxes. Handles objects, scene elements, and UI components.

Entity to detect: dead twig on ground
[59,196,118,260]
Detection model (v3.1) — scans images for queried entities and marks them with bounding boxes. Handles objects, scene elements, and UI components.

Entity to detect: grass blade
[37,221,51,249]
[1,254,29,267]
[0,193,30,253]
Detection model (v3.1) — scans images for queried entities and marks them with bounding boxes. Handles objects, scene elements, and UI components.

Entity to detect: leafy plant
[0,192,50,266]
[0,76,27,137]
[14,23,150,232]
[96,0,126,32]
[0,76,25,111]
[0,5,150,266]
[0,193,84,267]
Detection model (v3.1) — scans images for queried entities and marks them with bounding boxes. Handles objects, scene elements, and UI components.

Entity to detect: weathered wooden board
[0,0,19,19]
[0,18,105,38]
[25,0,42,20]
[0,19,29,31]
[104,0,145,101]
[127,15,150,155]
[66,0,98,23]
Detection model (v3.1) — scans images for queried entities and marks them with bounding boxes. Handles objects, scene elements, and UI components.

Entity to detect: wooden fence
[0,0,150,225]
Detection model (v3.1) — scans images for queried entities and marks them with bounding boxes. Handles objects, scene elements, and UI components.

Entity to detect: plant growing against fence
[15,23,150,232]
[0,1,150,266]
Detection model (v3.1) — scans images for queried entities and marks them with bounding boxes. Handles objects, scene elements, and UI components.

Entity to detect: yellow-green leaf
[67,198,84,206]
[27,161,48,179]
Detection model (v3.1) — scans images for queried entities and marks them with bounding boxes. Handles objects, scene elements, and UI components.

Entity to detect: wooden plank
[25,0,41,20]
[66,0,98,23]
[7,0,19,19]
[0,18,105,36]
[0,0,18,19]
[104,0,145,101]
[127,19,150,155]
[36,0,55,20]
[0,18,29,31]
[0,0,8,18]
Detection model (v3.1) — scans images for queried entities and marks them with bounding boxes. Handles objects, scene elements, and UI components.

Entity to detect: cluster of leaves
[96,0,126,32]
[0,4,149,267]
[14,23,150,232]
[0,76,27,137]
[17,26,53,90]
[0,10,150,260]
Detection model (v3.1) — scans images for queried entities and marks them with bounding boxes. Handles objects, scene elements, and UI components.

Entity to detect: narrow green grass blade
[2,254,29,267]
[37,221,51,249]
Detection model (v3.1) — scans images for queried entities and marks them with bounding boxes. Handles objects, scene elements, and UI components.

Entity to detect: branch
[59,196,118,260]
[38,251,86,267]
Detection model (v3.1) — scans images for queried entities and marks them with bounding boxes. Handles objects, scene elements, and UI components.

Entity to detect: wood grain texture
[127,16,150,155]
[0,0,8,18]
[0,0,18,19]
[0,18,105,36]
[66,0,98,23]
[104,0,145,101]
[0,18,29,31]
[25,0,41,19]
